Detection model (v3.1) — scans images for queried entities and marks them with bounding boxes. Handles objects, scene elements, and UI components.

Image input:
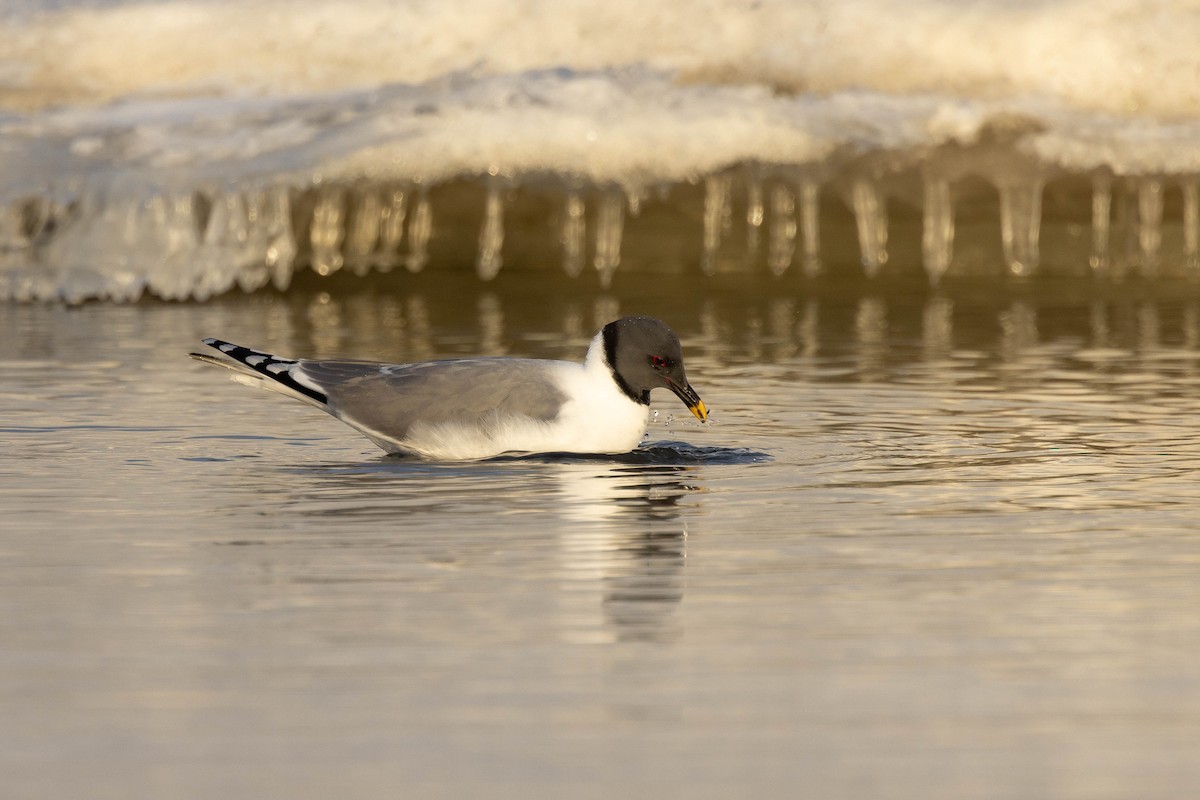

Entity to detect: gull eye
[650,355,668,369]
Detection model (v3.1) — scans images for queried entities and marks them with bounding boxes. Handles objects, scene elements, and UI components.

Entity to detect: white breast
[389,336,648,460]
[544,348,650,455]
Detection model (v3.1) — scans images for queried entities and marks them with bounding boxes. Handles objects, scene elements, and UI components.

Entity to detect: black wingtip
[193,337,328,405]
[202,337,234,352]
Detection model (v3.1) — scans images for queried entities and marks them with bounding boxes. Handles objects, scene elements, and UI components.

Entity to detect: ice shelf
[7,152,1200,302]
[7,1,1200,300]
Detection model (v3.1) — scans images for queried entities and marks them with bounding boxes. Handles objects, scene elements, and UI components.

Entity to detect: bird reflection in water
[553,459,697,645]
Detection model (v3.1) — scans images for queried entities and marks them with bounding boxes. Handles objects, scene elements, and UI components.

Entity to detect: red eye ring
[650,355,668,369]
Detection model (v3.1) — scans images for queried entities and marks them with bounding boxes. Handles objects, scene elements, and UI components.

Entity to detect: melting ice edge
[5,62,1200,301]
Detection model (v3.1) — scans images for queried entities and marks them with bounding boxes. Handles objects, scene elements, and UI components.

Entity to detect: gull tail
[190,338,328,408]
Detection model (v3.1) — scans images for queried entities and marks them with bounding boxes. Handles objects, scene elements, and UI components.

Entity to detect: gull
[190,316,708,460]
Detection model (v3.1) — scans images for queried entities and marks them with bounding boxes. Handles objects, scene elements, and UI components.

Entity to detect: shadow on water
[274,441,771,478]
[340,441,771,468]
[498,440,773,466]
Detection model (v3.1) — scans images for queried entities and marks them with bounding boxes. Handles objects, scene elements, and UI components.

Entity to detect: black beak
[665,378,708,422]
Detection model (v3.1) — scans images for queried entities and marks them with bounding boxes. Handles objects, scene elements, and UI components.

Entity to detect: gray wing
[295,357,569,441]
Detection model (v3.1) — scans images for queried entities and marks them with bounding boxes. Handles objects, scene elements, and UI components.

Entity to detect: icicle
[594,189,624,287]
[206,192,249,246]
[234,195,275,294]
[1137,178,1162,277]
[799,180,821,277]
[476,181,505,280]
[161,193,198,255]
[172,191,241,299]
[124,196,156,250]
[701,173,732,275]
[406,185,432,273]
[310,187,345,277]
[345,190,381,275]
[236,192,275,293]
[766,183,796,277]
[1090,176,1112,275]
[745,172,764,259]
[378,188,407,260]
[921,174,954,285]
[561,189,586,278]
[1116,183,1138,275]
[851,180,888,277]
[1184,180,1199,274]
[262,187,296,290]
[207,191,287,296]
[626,189,643,218]
[997,180,1042,277]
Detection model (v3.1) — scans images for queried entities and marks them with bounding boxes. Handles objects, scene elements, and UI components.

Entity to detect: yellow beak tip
[689,401,709,423]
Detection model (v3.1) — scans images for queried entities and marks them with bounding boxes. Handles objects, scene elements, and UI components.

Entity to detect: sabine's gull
[190,316,708,460]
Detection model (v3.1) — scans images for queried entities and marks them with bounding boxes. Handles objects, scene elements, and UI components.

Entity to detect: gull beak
[667,379,709,423]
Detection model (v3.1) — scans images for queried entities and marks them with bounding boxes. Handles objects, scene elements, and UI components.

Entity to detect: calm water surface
[3,274,1200,798]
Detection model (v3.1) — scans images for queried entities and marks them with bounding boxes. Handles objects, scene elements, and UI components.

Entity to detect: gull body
[190,316,708,460]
